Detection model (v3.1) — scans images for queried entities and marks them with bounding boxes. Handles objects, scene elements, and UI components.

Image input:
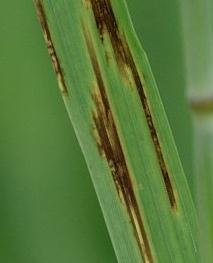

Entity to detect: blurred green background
[0,1,192,262]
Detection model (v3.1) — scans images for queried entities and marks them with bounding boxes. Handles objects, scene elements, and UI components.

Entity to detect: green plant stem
[193,113,213,262]
[180,0,213,261]
[34,0,197,262]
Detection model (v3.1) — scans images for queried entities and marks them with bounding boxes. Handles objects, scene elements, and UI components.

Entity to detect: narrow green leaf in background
[180,1,213,261]
[34,0,198,262]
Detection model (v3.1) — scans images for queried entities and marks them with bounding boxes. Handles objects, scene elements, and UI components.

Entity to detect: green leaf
[180,1,213,261]
[34,0,198,262]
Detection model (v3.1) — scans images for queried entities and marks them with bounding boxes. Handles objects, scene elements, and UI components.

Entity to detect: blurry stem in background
[34,0,197,262]
[180,0,213,261]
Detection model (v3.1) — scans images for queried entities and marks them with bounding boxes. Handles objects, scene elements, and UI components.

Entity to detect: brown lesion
[88,0,177,211]
[90,0,132,74]
[34,0,68,95]
[82,24,154,263]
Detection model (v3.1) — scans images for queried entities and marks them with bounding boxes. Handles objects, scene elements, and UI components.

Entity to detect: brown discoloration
[125,44,177,211]
[34,0,68,95]
[190,96,213,114]
[90,0,130,74]
[83,25,154,263]
[89,0,177,210]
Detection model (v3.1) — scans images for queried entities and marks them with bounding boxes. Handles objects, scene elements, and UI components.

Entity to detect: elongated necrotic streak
[82,24,154,263]
[90,0,177,210]
[35,0,68,95]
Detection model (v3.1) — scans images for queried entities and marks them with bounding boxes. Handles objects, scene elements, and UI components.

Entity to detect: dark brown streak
[90,0,128,70]
[34,0,68,95]
[82,24,153,263]
[90,0,177,210]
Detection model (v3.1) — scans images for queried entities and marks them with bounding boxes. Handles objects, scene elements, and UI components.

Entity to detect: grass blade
[180,1,213,261]
[34,0,197,262]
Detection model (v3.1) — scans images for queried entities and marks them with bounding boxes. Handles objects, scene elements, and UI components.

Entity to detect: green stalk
[180,1,213,261]
[34,0,197,262]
